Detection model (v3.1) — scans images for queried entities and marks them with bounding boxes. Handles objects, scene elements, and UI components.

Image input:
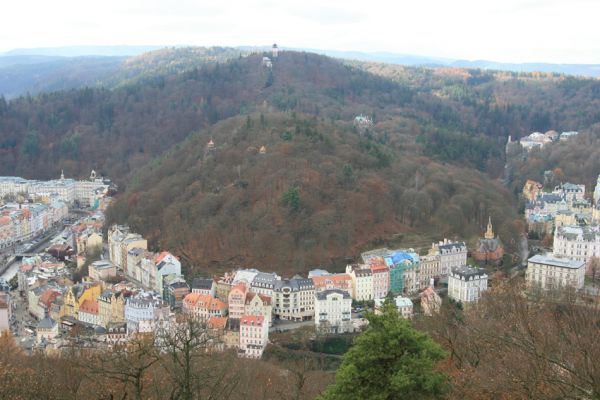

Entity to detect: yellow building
[61,282,102,318]
[98,290,126,328]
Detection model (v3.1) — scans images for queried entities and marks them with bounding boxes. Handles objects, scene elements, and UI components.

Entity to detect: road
[0,224,64,281]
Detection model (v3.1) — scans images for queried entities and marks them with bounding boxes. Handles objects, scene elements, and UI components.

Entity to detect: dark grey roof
[192,278,214,290]
[274,278,314,292]
[478,237,501,252]
[355,269,372,277]
[226,318,240,331]
[169,281,189,289]
[451,266,487,279]
[38,317,57,329]
[438,242,467,252]
[316,289,351,300]
[251,272,279,287]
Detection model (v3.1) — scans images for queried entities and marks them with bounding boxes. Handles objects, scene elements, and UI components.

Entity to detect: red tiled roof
[240,315,264,325]
[79,299,99,315]
[245,292,272,306]
[208,316,228,330]
[39,290,60,308]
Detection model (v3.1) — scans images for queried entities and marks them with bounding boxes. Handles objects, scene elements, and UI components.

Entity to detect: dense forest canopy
[0,49,598,274]
[106,112,520,276]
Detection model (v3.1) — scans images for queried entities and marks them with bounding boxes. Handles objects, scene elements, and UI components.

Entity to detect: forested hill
[1,50,599,185]
[105,112,521,276]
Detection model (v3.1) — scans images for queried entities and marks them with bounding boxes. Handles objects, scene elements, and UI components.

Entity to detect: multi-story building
[78,299,101,326]
[239,315,269,359]
[244,292,273,327]
[314,289,352,333]
[124,295,170,333]
[553,182,586,202]
[526,254,585,290]
[182,293,227,321]
[419,248,442,288]
[228,284,248,319]
[384,250,420,294]
[553,225,600,263]
[0,293,11,332]
[311,273,352,295]
[98,290,126,328]
[369,261,390,299]
[272,278,315,321]
[250,272,281,298]
[346,265,373,301]
[435,240,468,276]
[448,266,488,304]
[107,225,147,275]
[162,274,189,309]
[191,278,216,297]
[88,260,117,282]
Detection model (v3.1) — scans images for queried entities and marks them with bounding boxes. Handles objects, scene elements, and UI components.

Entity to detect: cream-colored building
[244,292,273,327]
[89,260,117,282]
[272,278,314,321]
[345,265,373,301]
[526,254,585,290]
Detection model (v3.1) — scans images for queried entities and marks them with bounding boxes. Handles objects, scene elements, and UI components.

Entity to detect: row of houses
[0,200,68,248]
[0,171,111,207]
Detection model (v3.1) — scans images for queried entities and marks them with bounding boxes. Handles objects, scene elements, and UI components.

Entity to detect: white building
[124,295,170,333]
[434,240,468,276]
[272,278,315,321]
[526,254,585,290]
[553,225,600,263]
[448,266,488,304]
[315,289,352,333]
[239,315,269,359]
[250,272,281,298]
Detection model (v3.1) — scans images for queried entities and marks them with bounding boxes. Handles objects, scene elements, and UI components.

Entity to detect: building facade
[314,289,352,333]
[448,266,488,303]
[526,254,585,290]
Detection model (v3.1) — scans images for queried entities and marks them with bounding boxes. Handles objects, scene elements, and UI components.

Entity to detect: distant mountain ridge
[1,45,599,98]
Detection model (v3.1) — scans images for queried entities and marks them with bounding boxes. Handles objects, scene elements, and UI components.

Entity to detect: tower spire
[484,216,494,239]
[60,170,65,180]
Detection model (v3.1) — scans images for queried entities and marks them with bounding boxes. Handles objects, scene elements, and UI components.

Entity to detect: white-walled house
[448,266,488,303]
[315,289,352,333]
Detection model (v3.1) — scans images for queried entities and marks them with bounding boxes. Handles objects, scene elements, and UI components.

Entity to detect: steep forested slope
[106,113,520,275]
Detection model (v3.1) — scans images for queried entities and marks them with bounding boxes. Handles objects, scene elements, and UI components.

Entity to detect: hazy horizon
[2,0,600,64]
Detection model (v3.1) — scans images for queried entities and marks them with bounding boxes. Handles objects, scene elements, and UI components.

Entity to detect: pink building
[370,262,390,300]
[239,315,269,358]
[228,283,248,319]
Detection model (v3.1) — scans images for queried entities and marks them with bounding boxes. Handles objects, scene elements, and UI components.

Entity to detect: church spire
[484,216,494,239]
[60,170,65,180]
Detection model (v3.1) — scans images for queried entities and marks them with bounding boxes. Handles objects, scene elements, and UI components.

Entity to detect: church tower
[484,216,495,239]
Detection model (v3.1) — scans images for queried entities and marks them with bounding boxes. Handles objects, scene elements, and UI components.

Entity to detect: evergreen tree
[319,300,447,400]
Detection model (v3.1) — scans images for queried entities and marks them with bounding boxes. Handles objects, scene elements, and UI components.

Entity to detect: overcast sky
[2,0,599,63]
